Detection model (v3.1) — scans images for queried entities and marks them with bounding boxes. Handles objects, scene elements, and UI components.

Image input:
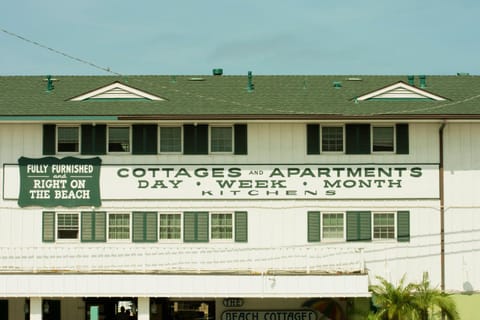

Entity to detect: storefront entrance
[85,298,138,320]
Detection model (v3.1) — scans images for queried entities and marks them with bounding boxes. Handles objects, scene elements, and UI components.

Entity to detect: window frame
[56,125,80,154]
[56,212,80,241]
[107,212,131,242]
[321,125,345,153]
[321,212,346,241]
[107,125,131,154]
[209,125,234,154]
[372,211,396,241]
[159,212,183,242]
[371,125,396,153]
[209,211,234,242]
[159,125,183,154]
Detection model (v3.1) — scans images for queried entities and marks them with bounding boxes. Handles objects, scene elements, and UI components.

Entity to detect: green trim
[85,98,150,101]
[0,116,118,121]
[368,98,434,101]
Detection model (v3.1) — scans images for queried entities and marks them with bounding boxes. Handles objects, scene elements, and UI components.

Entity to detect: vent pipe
[419,75,427,88]
[43,75,58,92]
[247,71,255,92]
[407,75,415,86]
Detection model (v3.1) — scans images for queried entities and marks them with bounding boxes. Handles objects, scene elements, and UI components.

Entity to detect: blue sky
[1,1,479,76]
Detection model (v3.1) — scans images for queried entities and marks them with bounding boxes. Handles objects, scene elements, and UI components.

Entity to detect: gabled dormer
[356,81,446,101]
[69,81,165,101]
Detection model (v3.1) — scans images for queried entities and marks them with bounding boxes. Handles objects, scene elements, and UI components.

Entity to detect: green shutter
[132,212,157,242]
[43,124,56,155]
[81,212,106,242]
[234,124,248,155]
[347,211,371,241]
[183,124,208,155]
[145,212,158,242]
[346,124,371,154]
[183,212,196,242]
[183,212,209,242]
[81,212,93,241]
[397,211,410,242]
[42,211,55,242]
[235,211,248,242]
[306,124,320,155]
[307,211,321,242]
[132,212,145,242]
[196,212,209,242]
[396,124,409,154]
[81,125,94,155]
[132,125,158,154]
[81,124,106,155]
[0,300,7,320]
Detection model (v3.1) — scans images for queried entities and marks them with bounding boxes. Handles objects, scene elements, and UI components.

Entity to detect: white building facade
[0,74,478,319]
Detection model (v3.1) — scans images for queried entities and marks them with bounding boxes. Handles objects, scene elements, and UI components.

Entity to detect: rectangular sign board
[3,162,439,203]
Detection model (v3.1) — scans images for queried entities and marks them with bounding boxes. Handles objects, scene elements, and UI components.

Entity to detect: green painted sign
[18,156,101,207]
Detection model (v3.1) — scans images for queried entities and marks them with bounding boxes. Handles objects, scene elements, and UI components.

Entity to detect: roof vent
[247,71,255,92]
[419,75,427,88]
[212,68,223,76]
[333,81,342,89]
[43,75,58,92]
[407,75,415,86]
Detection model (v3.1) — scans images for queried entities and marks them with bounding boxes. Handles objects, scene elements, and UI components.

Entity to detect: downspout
[439,121,446,293]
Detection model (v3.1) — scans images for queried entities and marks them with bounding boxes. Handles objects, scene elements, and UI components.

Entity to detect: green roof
[1,75,480,120]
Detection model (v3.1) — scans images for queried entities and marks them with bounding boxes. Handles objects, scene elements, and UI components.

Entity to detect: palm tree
[369,275,418,320]
[413,272,460,320]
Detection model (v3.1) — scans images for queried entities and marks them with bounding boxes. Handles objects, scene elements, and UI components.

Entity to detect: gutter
[439,121,446,293]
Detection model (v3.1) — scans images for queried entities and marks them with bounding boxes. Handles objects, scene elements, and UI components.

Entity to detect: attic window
[69,82,165,101]
[356,81,446,101]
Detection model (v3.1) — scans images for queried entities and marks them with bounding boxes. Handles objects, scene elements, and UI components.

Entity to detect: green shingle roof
[1,75,480,120]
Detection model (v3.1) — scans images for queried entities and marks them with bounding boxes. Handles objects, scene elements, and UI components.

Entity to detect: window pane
[211,127,233,152]
[373,127,394,152]
[322,126,343,152]
[322,213,344,239]
[108,213,130,240]
[160,127,182,152]
[373,213,395,239]
[58,127,79,152]
[211,213,233,239]
[108,127,130,152]
[57,213,79,239]
[159,213,181,239]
